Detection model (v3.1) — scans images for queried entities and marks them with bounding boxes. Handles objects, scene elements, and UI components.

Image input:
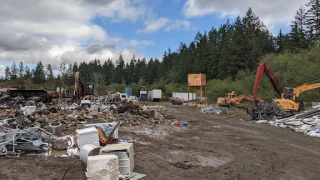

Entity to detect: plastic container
[79,144,102,164]
[76,127,99,148]
[86,154,119,180]
[125,87,132,97]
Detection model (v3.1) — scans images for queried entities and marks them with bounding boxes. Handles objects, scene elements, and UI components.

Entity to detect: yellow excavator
[274,80,320,111]
[74,71,94,101]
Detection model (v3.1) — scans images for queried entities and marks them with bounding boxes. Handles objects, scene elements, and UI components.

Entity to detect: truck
[150,89,162,102]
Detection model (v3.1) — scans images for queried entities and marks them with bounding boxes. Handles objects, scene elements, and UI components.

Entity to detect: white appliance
[100,143,134,177]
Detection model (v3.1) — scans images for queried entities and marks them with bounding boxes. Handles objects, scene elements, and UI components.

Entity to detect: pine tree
[102,59,115,84]
[18,62,24,78]
[277,29,284,53]
[114,55,125,84]
[290,6,308,49]
[72,62,79,73]
[305,0,320,43]
[5,66,11,80]
[33,61,45,84]
[46,64,54,80]
[24,66,32,79]
[10,62,18,80]
[124,56,136,84]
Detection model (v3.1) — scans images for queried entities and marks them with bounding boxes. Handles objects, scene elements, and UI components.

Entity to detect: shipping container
[172,92,196,102]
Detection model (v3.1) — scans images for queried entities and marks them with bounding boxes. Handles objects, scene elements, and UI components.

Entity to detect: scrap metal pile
[249,101,293,121]
[250,101,320,137]
[0,95,166,157]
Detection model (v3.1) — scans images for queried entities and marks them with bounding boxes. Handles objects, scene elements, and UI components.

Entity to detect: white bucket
[79,144,102,164]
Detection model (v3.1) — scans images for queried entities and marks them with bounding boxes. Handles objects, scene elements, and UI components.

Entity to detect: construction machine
[253,62,282,100]
[253,62,320,111]
[273,80,320,111]
[74,71,94,102]
[217,91,260,106]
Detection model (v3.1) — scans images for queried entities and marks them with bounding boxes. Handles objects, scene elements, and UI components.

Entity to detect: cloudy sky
[0,0,309,76]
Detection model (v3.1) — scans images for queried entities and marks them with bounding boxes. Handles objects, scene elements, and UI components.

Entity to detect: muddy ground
[1,104,320,180]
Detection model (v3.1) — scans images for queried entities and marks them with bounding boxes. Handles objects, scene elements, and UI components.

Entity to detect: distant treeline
[2,1,320,101]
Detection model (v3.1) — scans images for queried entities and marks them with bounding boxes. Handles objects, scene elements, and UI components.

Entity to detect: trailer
[150,89,162,102]
[172,92,196,102]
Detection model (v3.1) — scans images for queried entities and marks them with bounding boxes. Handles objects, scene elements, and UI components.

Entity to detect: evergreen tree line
[3,1,320,88]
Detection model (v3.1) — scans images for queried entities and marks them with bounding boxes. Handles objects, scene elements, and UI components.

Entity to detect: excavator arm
[293,80,320,98]
[74,71,86,100]
[235,94,261,104]
[253,63,282,99]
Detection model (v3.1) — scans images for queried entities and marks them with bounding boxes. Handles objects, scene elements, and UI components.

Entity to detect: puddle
[118,139,137,144]
[170,151,180,155]
[138,141,151,145]
[195,155,232,167]
[163,150,233,168]
[134,129,168,137]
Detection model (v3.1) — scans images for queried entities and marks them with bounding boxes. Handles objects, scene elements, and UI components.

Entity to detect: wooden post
[188,86,190,104]
[200,86,203,104]
[205,85,207,104]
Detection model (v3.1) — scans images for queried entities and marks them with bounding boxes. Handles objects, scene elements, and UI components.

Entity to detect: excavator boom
[294,80,320,98]
[253,63,282,99]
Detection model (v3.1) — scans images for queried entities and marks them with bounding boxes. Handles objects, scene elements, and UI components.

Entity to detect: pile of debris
[266,108,320,137]
[200,106,229,115]
[0,94,159,179]
[249,101,293,121]
[250,102,320,137]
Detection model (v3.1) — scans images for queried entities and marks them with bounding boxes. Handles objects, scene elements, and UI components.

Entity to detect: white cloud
[139,18,170,33]
[128,40,155,47]
[0,65,6,79]
[182,0,309,29]
[0,0,154,76]
[164,20,191,32]
[139,18,191,33]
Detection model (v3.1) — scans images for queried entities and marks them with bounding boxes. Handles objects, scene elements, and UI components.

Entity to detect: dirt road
[1,104,320,180]
[128,105,320,180]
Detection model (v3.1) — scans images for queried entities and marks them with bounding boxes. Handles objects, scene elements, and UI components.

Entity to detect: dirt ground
[1,104,320,180]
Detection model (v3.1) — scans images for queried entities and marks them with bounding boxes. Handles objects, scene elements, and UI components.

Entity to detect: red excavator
[252,62,282,100]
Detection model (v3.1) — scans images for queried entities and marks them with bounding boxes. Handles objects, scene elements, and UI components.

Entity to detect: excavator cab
[85,83,94,95]
[282,87,294,99]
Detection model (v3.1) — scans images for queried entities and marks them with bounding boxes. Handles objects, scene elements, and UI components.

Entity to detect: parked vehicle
[150,89,161,102]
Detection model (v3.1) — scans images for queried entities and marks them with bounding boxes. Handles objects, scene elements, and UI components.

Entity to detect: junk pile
[0,95,167,179]
[171,97,183,105]
[249,101,293,121]
[250,101,320,137]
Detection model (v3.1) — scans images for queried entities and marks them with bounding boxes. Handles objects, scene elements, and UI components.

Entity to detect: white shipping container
[172,92,196,102]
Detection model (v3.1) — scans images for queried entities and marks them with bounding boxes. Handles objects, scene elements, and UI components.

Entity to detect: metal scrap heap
[0,95,166,157]
[249,101,293,121]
